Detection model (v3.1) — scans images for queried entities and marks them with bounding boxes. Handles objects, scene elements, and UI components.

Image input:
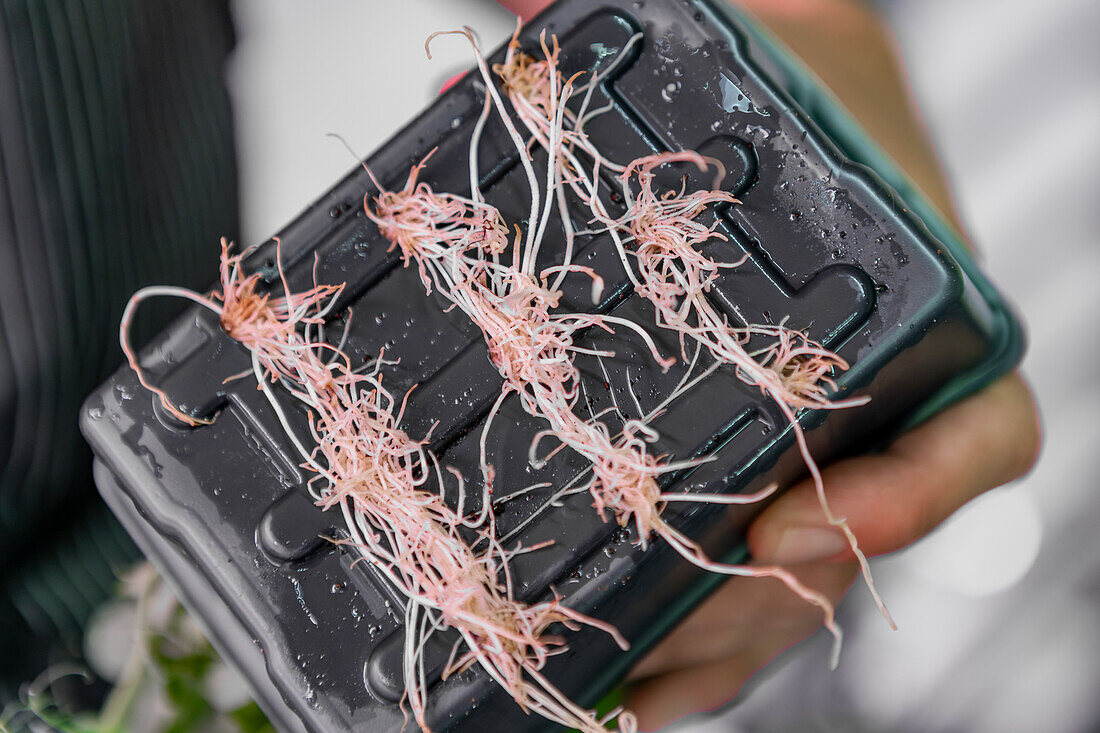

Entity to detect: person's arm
[496,1,1040,729]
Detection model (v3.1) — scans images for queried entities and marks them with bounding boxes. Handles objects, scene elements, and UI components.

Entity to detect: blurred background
[1,0,1096,730]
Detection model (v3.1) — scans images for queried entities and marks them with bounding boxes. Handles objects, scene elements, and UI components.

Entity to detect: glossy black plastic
[81,1,1021,730]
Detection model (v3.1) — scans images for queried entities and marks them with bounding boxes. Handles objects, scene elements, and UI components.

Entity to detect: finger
[627,648,767,732]
[494,0,554,20]
[749,372,1040,564]
[624,568,851,733]
[628,561,856,680]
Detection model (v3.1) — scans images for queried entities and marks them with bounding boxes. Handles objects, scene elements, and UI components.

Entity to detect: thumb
[748,373,1040,564]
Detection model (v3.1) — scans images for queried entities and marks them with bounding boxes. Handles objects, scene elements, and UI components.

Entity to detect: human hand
[493,0,1040,729]
[627,372,1038,728]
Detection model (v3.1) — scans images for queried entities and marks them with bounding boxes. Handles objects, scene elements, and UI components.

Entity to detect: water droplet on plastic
[661,81,681,102]
[710,120,722,131]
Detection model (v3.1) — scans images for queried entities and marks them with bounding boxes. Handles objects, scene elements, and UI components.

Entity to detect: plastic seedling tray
[81,0,1022,730]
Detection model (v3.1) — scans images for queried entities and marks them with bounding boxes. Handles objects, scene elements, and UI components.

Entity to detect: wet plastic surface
[81,1,1021,730]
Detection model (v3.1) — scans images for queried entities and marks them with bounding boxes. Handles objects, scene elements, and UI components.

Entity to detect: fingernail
[771,527,848,564]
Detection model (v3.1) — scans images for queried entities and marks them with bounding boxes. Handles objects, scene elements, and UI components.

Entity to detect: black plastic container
[81,1,1022,730]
